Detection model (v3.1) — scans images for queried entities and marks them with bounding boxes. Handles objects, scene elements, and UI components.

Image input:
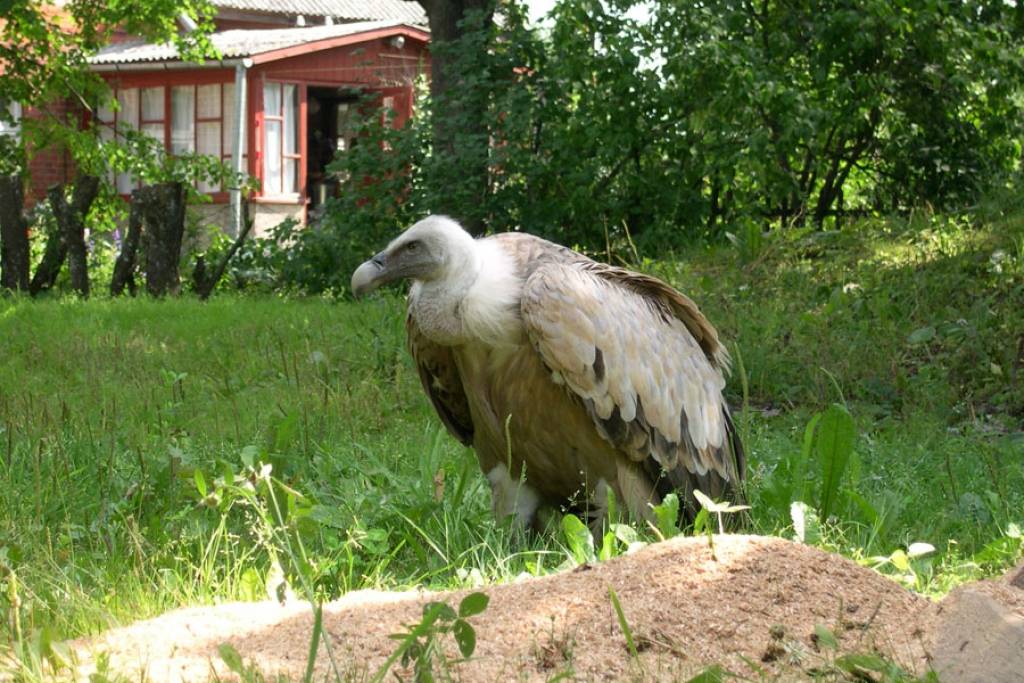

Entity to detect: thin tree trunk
[111,191,145,296]
[139,182,187,297]
[192,200,254,300]
[29,226,67,296]
[418,0,494,236]
[48,175,100,297]
[0,174,30,292]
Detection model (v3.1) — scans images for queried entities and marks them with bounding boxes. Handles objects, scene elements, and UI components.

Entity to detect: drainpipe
[231,58,252,237]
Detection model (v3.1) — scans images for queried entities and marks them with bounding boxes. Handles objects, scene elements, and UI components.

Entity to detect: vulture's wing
[521,261,744,515]
[407,313,474,446]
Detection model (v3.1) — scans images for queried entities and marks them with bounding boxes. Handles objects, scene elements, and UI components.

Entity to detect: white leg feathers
[486,464,542,529]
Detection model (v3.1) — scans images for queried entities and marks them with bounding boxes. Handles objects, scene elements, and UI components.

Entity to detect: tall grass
[0,209,1022,668]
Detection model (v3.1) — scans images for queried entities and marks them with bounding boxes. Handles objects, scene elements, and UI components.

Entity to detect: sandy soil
[66,535,972,681]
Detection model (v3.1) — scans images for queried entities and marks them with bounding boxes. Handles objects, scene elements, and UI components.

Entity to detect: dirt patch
[929,561,1024,682]
[69,535,945,681]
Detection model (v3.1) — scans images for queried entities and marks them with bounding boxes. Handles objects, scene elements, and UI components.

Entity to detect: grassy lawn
[1,211,1022,671]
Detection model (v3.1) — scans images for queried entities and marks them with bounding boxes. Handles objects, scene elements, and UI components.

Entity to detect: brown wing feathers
[522,259,745,517]
[407,314,474,446]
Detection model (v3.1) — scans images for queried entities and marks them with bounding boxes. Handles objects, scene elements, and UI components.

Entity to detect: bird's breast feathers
[458,239,525,347]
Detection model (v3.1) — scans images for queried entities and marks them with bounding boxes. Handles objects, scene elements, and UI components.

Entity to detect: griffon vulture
[351,216,745,530]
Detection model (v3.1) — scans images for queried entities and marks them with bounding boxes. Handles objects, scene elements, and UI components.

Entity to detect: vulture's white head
[350,215,478,297]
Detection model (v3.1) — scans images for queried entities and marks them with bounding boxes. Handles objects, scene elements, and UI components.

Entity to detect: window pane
[197,121,221,193]
[283,84,297,156]
[284,159,298,194]
[141,123,164,144]
[98,124,116,187]
[197,84,220,119]
[0,101,19,136]
[117,88,139,132]
[96,98,115,124]
[264,83,281,117]
[264,119,281,194]
[197,121,220,156]
[116,170,134,194]
[171,86,195,154]
[141,87,163,121]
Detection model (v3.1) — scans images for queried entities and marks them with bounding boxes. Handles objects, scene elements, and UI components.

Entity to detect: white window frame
[262,81,300,198]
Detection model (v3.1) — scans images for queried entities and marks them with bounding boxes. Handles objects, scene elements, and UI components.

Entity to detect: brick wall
[24,99,76,205]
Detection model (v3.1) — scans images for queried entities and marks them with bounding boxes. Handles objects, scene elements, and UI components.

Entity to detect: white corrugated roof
[90,21,423,65]
[212,0,426,24]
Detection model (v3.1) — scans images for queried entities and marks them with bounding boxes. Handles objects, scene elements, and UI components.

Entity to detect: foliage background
[266,0,1024,292]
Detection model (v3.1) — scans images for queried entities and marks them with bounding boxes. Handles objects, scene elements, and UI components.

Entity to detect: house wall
[251,202,306,237]
[20,29,429,227]
[246,34,428,221]
[25,100,76,203]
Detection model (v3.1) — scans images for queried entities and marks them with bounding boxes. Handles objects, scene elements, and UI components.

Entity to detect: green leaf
[813,624,838,650]
[835,653,889,673]
[693,489,718,512]
[907,326,936,344]
[889,549,910,572]
[608,587,639,663]
[422,601,456,624]
[193,469,207,497]
[218,643,245,674]
[652,493,681,539]
[816,404,855,520]
[457,592,489,618]
[561,514,595,564]
[790,501,822,545]
[692,507,710,535]
[685,664,727,682]
[452,618,476,658]
[599,530,616,561]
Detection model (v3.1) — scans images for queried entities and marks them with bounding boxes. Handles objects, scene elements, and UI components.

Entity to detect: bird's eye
[406,241,420,252]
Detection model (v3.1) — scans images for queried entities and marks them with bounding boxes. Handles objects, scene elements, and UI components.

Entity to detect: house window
[98,83,243,195]
[0,100,21,138]
[96,87,165,193]
[263,82,299,196]
[171,83,247,193]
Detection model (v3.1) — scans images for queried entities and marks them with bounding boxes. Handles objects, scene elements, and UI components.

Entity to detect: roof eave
[90,23,429,71]
[248,24,429,65]
[91,57,253,72]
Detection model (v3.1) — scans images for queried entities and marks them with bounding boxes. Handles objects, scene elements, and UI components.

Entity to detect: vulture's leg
[585,463,661,536]
[486,463,541,529]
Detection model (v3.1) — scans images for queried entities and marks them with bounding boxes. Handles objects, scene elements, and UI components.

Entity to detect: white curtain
[171,86,195,154]
[264,83,282,194]
[283,84,298,194]
[116,88,140,193]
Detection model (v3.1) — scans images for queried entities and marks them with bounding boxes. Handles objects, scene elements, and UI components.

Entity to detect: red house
[25,0,430,235]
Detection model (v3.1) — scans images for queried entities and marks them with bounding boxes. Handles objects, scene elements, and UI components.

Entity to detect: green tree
[0,0,219,293]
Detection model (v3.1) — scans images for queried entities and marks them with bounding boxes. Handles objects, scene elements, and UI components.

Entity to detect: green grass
[1,210,1022,675]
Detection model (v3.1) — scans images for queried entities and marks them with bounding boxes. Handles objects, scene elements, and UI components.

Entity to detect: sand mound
[70,535,949,681]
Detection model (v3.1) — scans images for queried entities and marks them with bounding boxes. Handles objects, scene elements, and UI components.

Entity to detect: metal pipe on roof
[178,13,199,32]
[230,59,252,237]
[91,58,251,72]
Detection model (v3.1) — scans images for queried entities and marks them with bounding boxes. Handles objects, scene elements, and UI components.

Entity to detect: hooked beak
[350,251,388,298]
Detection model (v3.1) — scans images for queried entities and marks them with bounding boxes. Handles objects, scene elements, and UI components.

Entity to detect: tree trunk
[192,200,253,300]
[111,191,145,296]
[0,174,30,292]
[139,182,187,297]
[48,175,100,298]
[29,226,67,296]
[417,0,494,236]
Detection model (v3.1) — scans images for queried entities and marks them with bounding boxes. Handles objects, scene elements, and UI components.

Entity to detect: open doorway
[306,86,362,212]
